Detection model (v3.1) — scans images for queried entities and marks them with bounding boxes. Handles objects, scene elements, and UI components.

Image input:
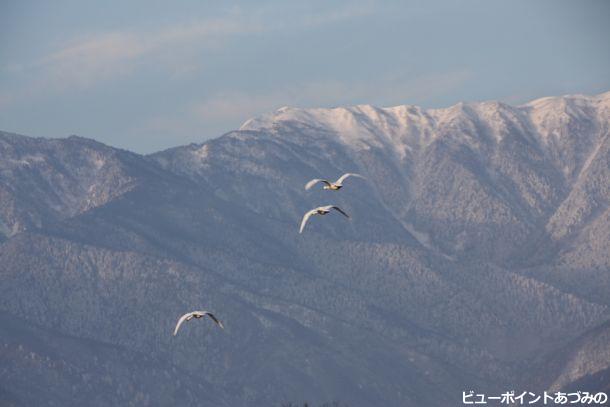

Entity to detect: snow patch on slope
[239,92,609,170]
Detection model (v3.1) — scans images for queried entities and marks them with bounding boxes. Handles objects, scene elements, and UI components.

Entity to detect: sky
[1,0,609,153]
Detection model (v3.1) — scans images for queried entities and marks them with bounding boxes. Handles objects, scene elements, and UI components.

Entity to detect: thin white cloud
[190,70,473,124]
[36,18,265,89]
[0,93,13,110]
[0,17,267,106]
[130,69,472,150]
[192,92,287,122]
[42,32,144,88]
[6,4,370,95]
[283,3,373,29]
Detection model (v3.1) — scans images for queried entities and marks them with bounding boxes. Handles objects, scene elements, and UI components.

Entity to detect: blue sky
[1,0,609,153]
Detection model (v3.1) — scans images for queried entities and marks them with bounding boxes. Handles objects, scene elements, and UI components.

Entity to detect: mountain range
[1,91,609,406]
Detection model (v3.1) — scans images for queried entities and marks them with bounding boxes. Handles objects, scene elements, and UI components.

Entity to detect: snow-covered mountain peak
[523,92,609,151]
[240,103,438,158]
[239,92,608,155]
[241,104,393,151]
[161,90,609,186]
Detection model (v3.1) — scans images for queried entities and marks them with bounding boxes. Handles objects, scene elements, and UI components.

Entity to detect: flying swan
[173,311,224,336]
[305,173,365,191]
[299,205,349,234]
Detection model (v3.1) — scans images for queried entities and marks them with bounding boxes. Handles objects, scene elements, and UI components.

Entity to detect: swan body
[299,205,349,233]
[305,173,364,191]
[173,311,224,336]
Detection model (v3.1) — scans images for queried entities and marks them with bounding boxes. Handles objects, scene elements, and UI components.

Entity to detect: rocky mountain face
[0,91,608,406]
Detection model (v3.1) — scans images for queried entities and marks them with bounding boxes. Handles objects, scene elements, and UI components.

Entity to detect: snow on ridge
[522,90,610,109]
[241,91,608,130]
[237,91,609,157]
[523,91,609,147]
[239,103,439,157]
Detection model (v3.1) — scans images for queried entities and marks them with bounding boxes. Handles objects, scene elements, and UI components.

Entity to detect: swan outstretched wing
[173,311,224,336]
[330,206,350,218]
[305,179,331,190]
[173,312,194,336]
[336,173,364,185]
[205,312,225,329]
[299,209,318,233]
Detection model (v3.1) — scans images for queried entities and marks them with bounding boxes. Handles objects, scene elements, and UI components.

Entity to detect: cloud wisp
[128,69,472,152]
[36,18,265,90]
[192,69,473,123]
[2,4,373,101]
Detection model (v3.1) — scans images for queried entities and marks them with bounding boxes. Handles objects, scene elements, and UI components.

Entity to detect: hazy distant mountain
[1,91,608,406]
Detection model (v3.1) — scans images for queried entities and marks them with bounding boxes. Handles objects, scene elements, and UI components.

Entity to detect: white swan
[305,173,364,191]
[299,205,349,233]
[173,311,224,336]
